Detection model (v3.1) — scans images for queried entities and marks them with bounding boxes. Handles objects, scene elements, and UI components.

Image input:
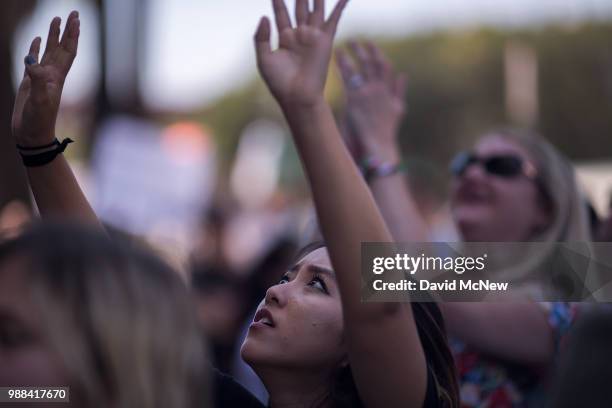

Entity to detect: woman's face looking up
[241,247,347,374]
[450,135,552,242]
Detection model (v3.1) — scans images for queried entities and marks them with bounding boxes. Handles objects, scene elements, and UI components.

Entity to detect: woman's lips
[252,307,275,328]
[455,182,489,204]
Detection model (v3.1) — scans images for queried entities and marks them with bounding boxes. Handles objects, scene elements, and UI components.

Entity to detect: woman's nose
[264,282,288,307]
[461,161,487,181]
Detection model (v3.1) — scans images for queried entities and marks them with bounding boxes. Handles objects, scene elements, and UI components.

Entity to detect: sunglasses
[449,152,538,179]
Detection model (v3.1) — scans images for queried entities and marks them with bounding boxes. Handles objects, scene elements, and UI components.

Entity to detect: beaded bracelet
[360,156,406,182]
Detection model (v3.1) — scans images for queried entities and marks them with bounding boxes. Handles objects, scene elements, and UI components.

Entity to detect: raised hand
[255,0,348,107]
[12,11,80,148]
[336,42,406,163]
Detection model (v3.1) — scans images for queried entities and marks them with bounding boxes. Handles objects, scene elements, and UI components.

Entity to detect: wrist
[15,132,56,149]
[16,137,74,168]
[280,94,327,113]
[351,125,401,163]
[360,155,406,183]
[281,96,331,128]
[362,142,401,164]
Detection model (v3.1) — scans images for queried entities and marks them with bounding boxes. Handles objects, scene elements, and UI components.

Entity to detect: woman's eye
[279,276,290,284]
[309,277,328,293]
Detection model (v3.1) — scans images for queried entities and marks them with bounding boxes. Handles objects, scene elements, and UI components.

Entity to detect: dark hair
[549,309,612,408]
[293,242,459,407]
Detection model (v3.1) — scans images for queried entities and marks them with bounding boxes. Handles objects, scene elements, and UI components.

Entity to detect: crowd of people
[1,1,610,407]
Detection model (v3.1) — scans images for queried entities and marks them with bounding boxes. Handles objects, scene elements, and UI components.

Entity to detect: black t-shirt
[213,367,442,408]
[213,369,265,408]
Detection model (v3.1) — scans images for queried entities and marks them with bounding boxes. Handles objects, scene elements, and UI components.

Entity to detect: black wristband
[17,138,74,167]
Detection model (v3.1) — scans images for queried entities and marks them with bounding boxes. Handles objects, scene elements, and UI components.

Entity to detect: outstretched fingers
[60,11,80,55]
[367,42,393,84]
[309,0,325,27]
[272,0,292,33]
[41,17,61,64]
[335,48,358,85]
[255,17,272,64]
[295,0,309,26]
[270,0,347,37]
[350,41,375,79]
[325,0,348,36]
[57,11,81,74]
[37,11,80,76]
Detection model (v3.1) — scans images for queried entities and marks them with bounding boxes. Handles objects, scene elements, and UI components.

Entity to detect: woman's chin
[240,337,266,367]
[454,212,499,242]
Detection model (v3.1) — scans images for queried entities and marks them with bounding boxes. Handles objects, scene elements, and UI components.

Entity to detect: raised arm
[11,12,101,227]
[336,42,429,242]
[337,45,555,365]
[440,302,554,365]
[255,1,427,406]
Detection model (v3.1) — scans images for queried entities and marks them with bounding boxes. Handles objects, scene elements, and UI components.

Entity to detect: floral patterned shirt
[452,302,579,408]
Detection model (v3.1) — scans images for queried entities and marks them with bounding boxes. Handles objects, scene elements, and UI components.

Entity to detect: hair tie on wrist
[17,138,74,167]
[360,155,405,182]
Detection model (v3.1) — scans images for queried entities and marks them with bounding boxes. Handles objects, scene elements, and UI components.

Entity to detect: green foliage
[197,21,612,186]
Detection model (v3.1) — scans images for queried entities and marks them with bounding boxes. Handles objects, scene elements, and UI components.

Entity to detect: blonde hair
[492,128,591,242]
[480,128,596,297]
[0,223,210,408]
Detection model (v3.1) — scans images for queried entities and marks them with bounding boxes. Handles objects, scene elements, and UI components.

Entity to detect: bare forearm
[283,99,427,408]
[283,100,392,316]
[369,172,429,242]
[256,3,428,404]
[27,155,102,228]
[441,302,554,365]
[336,40,427,242]
[12,12,100,229]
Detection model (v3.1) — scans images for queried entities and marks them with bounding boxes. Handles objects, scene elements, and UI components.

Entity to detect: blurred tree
[198,22,612,197]
[537,23,612,159]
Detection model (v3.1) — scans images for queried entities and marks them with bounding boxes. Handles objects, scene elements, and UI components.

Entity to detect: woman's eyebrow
[307,264,335,278]
[288,263,334,278]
